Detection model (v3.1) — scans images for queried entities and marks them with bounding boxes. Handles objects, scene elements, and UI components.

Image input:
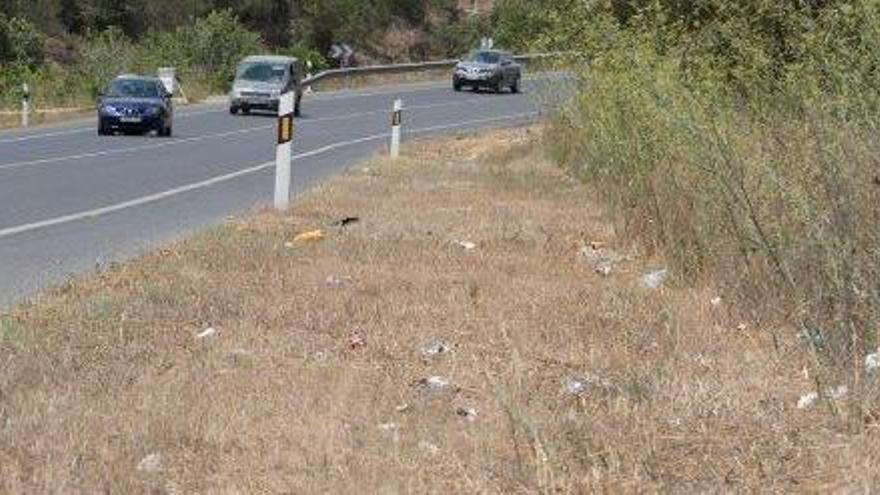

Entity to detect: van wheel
[294,97,302,117]
[229,106,239,115]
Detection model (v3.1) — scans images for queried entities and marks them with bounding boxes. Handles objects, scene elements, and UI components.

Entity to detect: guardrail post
[21,83,30,128]
[274,92,295,211]
[390,99,402,160]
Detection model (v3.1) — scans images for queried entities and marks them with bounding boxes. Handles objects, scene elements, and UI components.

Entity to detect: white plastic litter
[866,352,880,372]
[642,269,669,289]
[797,385,848,409]
[418,440,439,454]
[421,342,451,358]
[196,327,216,339]
[565,378,586,396]
[424,376,451,389]
[456,407,478,422]
[456,240,477,251]
[797,392,818,409]
[136,453,163,473]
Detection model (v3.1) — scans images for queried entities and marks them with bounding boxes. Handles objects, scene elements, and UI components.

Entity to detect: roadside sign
[158,67,176,94]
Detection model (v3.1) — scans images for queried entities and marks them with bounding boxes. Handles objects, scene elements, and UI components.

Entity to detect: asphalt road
[0,79,554,308]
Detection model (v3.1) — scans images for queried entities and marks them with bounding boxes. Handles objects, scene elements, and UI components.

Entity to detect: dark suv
[453,50,522,93]
[97,75,173,137]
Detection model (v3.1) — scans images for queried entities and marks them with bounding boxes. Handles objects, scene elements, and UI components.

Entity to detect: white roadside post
[305,60,313,94]
[21,83,30,128]
[274,91,296,211]
[390,98,402,160]
[158,67,176,95]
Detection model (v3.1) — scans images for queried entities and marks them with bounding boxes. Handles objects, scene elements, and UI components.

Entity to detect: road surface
[0,79,553,308]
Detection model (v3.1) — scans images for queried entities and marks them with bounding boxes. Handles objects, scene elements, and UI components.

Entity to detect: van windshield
[236,62,287,83]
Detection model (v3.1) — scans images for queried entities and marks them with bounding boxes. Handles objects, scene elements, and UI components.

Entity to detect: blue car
[97,75,173,137]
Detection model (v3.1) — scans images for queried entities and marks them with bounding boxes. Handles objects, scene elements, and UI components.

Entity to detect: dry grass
[1,127,878,492]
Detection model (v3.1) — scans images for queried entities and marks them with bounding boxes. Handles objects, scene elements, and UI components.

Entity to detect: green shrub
[550,1,880,388]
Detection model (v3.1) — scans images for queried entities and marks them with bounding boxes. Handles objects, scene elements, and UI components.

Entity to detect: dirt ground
[1,127,877,493]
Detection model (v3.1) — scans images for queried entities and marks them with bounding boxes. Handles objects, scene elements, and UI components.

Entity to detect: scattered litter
[694,354,713,368]
[136,453,163,473]
[455,407,478,422]
[196,327,216,340]
[797,385,849,409]
[378,422,399,431]
[229,348,254,358]
[594,262,613,277]
[579,243,623,276]
[347,332,367,351]
[421,342,451,359]
[710,297,722,306]
[395,403,411,413]
[565,378,586,396]
[797,392,818,409]
[736,323,748,332]
[418,440,439,454]
[866,351,880,373]
[284,241,295,249]
[325,275,353,287]
[331,217,360,228]
[641,269,669,289]
[456,240,477,251]
[828,385,848,400]
[293,229,325,243]
[564,373,615,397]
[414,376,453,392]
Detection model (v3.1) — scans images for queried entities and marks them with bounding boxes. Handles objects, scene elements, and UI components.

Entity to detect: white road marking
[0,112,538,239]
[0,106,233,144]
[0,125,274,171]
[0,97,513,172]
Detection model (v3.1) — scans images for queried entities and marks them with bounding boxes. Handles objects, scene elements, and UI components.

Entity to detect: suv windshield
[236,62,287,83]
[465,51,501,64]
[105,79,162,98]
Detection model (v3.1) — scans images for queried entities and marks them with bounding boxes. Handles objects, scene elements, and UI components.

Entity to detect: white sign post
[390,99,402,160]
[274,92,295,211]
[157,67,176,95]
[21,83,30,128]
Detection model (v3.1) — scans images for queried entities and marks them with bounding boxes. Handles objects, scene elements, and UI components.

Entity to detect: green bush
[550,2,880,384]
[0,15,44,68]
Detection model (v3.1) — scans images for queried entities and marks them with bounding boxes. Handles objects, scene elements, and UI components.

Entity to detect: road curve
[0,79,554,307]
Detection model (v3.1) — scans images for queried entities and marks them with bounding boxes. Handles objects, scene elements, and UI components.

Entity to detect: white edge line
[0,112,538,239]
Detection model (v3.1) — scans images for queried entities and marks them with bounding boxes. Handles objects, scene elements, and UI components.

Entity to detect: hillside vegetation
[0,0,547,109]
[534,0,880,426]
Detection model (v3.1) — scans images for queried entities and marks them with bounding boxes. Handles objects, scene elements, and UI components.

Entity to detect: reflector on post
[274,92,295,211]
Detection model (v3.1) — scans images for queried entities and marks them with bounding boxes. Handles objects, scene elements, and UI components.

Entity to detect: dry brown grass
[1,127,878,492]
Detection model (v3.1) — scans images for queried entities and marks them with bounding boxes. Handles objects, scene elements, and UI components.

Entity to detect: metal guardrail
[301,52,564,87]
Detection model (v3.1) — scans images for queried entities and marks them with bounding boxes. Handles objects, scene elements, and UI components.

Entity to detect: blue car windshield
[105,79,161,98]
[236,62,287,83]
[466,51,501,64]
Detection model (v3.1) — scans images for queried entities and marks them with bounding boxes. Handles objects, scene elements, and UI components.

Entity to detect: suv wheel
[511,77,521,94]
[229,106,239,115]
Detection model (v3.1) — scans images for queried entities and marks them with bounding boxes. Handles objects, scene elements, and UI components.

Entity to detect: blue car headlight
[145,106,162,116]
